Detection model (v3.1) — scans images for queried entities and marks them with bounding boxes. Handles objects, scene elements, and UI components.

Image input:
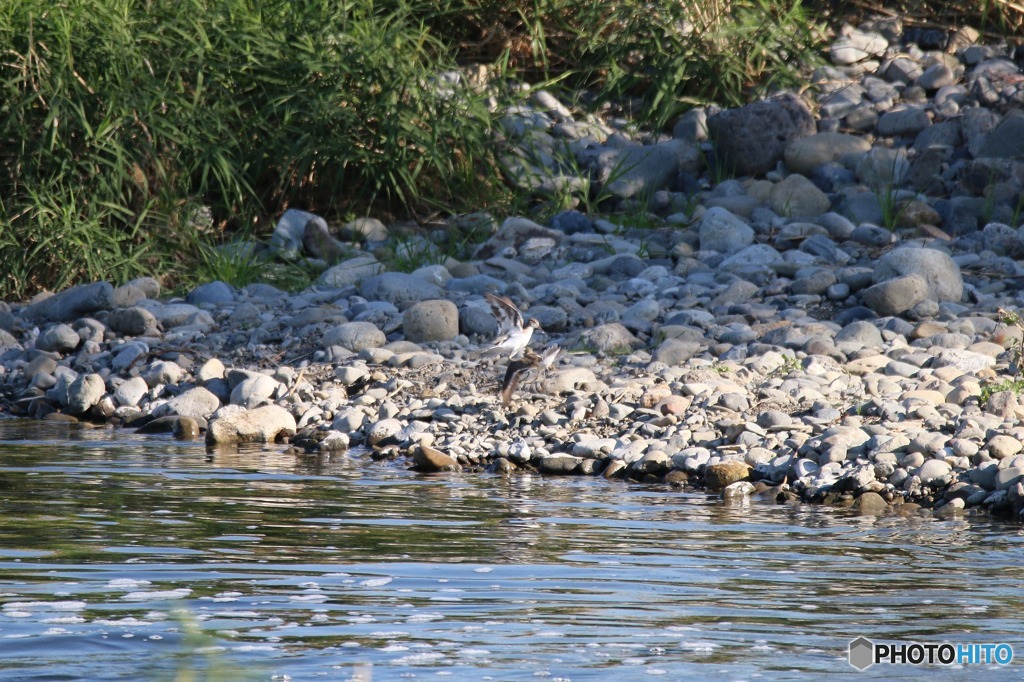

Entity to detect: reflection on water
[0,418,1022,680]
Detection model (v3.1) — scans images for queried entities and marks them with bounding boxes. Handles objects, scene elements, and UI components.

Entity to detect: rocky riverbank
[5,15,1024,520]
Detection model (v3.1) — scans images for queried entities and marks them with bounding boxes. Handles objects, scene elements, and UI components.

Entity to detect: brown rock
[704,461,751,491]
[412,445,462,472]
[853,491,889,515]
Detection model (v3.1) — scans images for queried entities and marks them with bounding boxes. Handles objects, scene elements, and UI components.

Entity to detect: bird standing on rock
[482,292,542,360]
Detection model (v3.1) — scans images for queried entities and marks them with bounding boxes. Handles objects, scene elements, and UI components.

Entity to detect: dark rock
[21,282,114,324]
[707,93,816,177]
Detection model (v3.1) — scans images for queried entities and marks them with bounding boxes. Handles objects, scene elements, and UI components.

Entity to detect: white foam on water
[92,617,154,627]
[289,594,328,603]
[389,651,445,666]
[360,577,393,588]
[405,612,444,623]
[106,578,151,589]
[122,588,191,601]
[680,640,719,652]
[3,600,86,611]
[41,616,86,624]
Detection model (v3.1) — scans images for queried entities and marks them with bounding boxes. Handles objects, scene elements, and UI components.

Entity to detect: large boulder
[708,93,815,177]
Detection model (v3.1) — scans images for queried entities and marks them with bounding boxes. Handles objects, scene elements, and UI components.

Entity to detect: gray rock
[842,193,885,226]
[107,306,159,337]
[543,367,598,395]
[121,276,161,300]
[187,281,234,306]
[857,148,909,188]
[197,358,226,384]
[137,301,207,329]
[153,386,221,420]
[206,404,296,445]
[538,454,583,475]
[720,244,783,270]
[996,467,1024,490]
[474,217,564,261]
[403,300,459,343]
[820,84,866,119]
[912,120,962,151]
[830,29,887,65]
[579,323,641,353]
[882,56,924,84]
[983,223,1024,258]
[672,108,708,142]
[834,320,884,349]
[976,112,1024,159]
[341,217,389,242]
[230,374,280,409]
[917,459,952,485]
[359,272,443,310]
[67,373,105,415]
[111,341,149,372]
[323,321,386,352]
[271,208,322,255]
[528,305,568,332]
[142,360,182,388]
[367,418,404,448]
[652,338,701,365]
[698,207,754,254]
[459,303,498,338]
[604,139,701,199]
[769,174,831,218]
[876,106,931,137]
[707,93,816,177]
[37,324,80,354]
[21,282,114,324]
[332,407,368,434]
[113,376,149,408]
[916,63,955,91]
[861,275,930,316]
[784,133,871,174]
[318,254,383,288]
[874,247,963,302]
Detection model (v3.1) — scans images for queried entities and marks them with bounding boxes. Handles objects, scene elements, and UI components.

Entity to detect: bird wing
[485,292,524,334]
[500,349,541,406]
[539,345,561,369]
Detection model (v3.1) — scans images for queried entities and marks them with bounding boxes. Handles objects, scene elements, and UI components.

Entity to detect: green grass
[0,0,497,299]
[981,379,1024,406]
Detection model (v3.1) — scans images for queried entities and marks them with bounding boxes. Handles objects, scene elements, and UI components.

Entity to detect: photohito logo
[848,637,1014,670]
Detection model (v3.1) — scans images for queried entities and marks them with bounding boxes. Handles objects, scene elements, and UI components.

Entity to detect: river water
[0,418,1021,681]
